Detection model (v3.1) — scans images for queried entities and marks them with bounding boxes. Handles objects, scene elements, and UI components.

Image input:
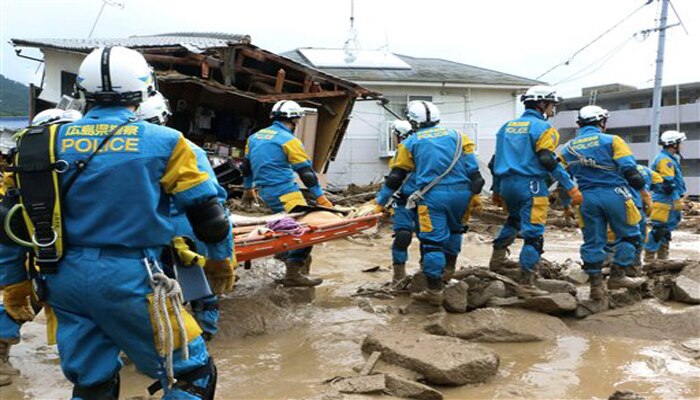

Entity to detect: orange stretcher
[233,214,380,262]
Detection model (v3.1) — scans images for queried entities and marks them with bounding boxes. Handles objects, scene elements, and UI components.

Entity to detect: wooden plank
[258,90,349,102]
[274,69,286,93]
[360,351,382,376]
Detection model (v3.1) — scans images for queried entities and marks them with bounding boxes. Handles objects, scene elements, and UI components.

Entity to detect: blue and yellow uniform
[377,169,417,266]
[492,109,576,272]
[244,121,323,263]
[1,106,232,397]
[645,148,686,253]
[380,126,478,282]
[559,125,642,274]
[171,142,224,339]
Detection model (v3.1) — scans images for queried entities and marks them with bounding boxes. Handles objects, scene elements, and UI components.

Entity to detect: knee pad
[73,374,120,400]
[149,358,217,400]
[620,235,641,247]
[524,236,544,255]
[651,227,670,243]
[392,229,413,250]
[186,198,230,243]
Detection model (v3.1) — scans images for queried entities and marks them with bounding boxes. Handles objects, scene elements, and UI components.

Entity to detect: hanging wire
[536,0,653,80]
[668,0,689,35]
[554,36,637,86]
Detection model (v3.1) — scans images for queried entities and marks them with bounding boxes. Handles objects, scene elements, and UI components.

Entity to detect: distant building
[551,82,700,198]
[283,48,542,187]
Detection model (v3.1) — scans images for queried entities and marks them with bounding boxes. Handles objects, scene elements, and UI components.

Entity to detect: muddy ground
[1,221,699,399]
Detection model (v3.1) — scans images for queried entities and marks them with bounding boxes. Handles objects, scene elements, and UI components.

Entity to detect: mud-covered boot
[442,254,457,283]
[301,255,313,275]
[608,265,646,289]
[410,278,444,305]
[0,341,18,386]
[282,262,323,287]
[392,263,406,284]
[589,274,605,300]
[657,242,670,261]
[488,247,509,271]
[643,250,656,264]
[515,269,548,298]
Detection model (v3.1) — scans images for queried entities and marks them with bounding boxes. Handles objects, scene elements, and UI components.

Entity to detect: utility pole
[648,0,669,166]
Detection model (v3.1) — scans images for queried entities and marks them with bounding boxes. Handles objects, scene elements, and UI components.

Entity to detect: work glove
[462,194,482,223]
[172,236,206,268]
[492,192,504,208]
[316,195,334,208]
[241,188,260,206]
[563,206,576,222]
[373,200,385,215]
[203,259,235,294]
[640,190,653,217]
[3,280,35,323]
[567,187,584,207]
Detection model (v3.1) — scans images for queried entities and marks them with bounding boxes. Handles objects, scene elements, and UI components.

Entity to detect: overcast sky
[1,0,698,98]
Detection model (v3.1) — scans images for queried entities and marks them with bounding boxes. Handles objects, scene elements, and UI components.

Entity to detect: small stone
[561,258,589,284]
[608,390,647,400]
[443,281,468,313]
[384,374,443,400]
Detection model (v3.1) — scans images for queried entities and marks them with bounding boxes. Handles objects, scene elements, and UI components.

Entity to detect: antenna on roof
[88,0,126,38]
[343,0,360,63]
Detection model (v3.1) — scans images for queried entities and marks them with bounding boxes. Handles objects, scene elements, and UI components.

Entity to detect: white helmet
[521,85,562,104]
[75,46,156,106]
[136,92,172,125]
[391,120,413,139]
[32,108,83,126]
[659,130,687,146]
[406,101,440,128]
[270,100,305,120]
[577,105,609,125]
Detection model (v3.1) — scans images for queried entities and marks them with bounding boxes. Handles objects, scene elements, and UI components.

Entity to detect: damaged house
[10,32,378,176]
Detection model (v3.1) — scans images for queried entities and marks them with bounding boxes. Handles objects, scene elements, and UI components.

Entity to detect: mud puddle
[2,228,699,399]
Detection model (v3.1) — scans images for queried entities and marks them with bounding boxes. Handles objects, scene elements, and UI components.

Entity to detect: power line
[536,0,653,80]
[669,0,689,35]
[554,36,637,86]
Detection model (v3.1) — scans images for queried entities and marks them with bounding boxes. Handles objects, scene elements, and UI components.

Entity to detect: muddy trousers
[44,247,213,399]
[493,176,549,272]
[415,185,470,281]
[644,201,681,253]
[392,204,415,265]
[0,307,21,343]
[579,187,642,276]
[259,183,312,263]
[605,208,647,261]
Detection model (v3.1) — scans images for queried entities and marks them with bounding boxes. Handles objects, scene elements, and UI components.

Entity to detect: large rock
[560,258,589,284]
[470,280,507,308]
[361,331,499,385]
[217,292,297,337]
[673,263,700,304]
[521,293,578,314]
[443,281,468,313]
[384,374,443,400]
[425,308,570,342]
[575,298,610,318]
[535,278,576,295]
[571,300,700,340]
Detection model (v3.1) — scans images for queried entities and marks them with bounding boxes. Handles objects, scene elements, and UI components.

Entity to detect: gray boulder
[521,293,578,314]
[535,278,576,295]
[443,281,468,313]
[470,280,507,308]
[384,374,443,400]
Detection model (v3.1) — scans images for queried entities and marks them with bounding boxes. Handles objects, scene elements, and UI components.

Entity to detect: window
[407,95,433,103]
[61,71,77,97]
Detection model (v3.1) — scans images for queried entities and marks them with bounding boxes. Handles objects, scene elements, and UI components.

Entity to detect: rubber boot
[514,270,548,298]
[392,263,406,284]
[488,247,509,271]
[301,255,313,275]
[282,262,322,287]
[410,278,444,306]
[0,342,18,386]
[442,254,457,283]
[643,250,656,264]
[589,274,605,300]
[657,242,670,261]
[608,265,646,289]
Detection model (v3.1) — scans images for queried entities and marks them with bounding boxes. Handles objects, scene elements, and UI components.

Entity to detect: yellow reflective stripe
[650,170,663,185]
[461,133,476,154]
[48,124,63,257]
[45,305,58,346]
[558,154,568,168]
[281,138,311,165]
[650,202,671,223]
[147,293,202,351]
[279,191,307,213]
[656,158,676,177]
[393,143,415,171]
[160,135,210,194]
[417,205,433,233]
[673,199,683,211]
[612,136,633,160]
[535,127,560,152]
[606,225,616,243]
[530,196,549,224]
[625,199,642,225]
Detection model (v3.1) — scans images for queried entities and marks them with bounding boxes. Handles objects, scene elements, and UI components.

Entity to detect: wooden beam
[258,90,349,102]
[274,69,286,93]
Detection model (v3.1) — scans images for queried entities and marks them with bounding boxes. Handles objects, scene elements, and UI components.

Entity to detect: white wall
[327,84,522,187]
[39,49,85,104]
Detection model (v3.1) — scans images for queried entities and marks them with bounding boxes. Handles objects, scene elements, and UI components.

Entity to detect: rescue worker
[559,105,647,300]
[0,46,233,399]
[490,86,584,297]
[242,100,333,287]
[0,108,82,387]
[375,120,417,284]
[375,101,484,305]
[136,93,221,340]
[644,130,687,262]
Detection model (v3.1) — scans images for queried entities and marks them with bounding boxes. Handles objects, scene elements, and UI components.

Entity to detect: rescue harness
[564,142,616,171]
